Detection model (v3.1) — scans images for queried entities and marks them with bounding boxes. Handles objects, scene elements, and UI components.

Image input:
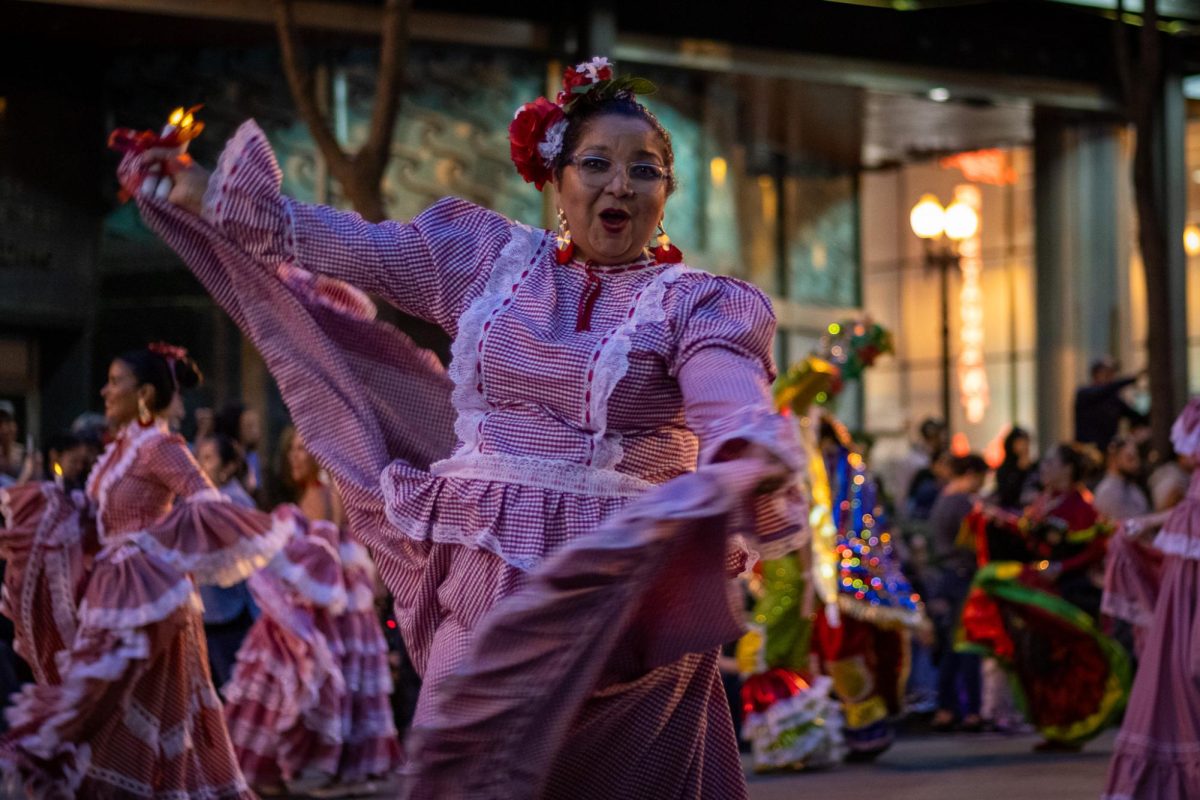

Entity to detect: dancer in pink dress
[122,58,804,798]
[0,345,294,798]
[222,515,347,795]
[1102,398,1200,799]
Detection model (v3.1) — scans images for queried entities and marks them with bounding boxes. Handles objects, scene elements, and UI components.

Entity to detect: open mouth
[599,208,630,232]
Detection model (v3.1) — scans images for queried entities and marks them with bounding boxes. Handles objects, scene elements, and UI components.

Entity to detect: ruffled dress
[0,483,89,686]
[0,422,294,798]
[130,120,807,799]
[333,533,403,784]
[223,517,348,791]
[1102,402,1200,799]
[958,492,1130,746]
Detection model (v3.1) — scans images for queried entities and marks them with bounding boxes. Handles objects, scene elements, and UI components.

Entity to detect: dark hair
[919,417,946,440]
[553,95,676,195]
[1054,441,1101,484]
[202,432,244,471]
[1090,357,1116,379]
[214,402,246,441]
[46,431,84,455]
[116,347,202,411]
[951,454,990,477]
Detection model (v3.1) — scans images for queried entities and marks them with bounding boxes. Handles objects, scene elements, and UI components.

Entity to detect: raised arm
[126,120,512,332]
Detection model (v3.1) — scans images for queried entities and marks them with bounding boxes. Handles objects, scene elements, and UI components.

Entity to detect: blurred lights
[928,87,951,102]
[909,194,945,239]
[1184,224,1200,257]
[710,157,727,188]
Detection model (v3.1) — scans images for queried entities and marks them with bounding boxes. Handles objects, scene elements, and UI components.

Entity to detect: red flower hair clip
[148,341,189,363]
[509,57,656,191]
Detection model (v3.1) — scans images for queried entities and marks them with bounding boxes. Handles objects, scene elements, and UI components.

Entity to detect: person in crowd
[0,401,25,485]
[217,402,265,499]
[1074,357,1146,452]
[127,55,802,797]
[0,344,292,796]
[1093,435,1150,522]
[928,453,988,733]
[40,431,92,493]
[1147,446,1191,511]
[961,442,1128,753]
[195,432,260,689]
[906,450,953,521]
[1102,398,1200,800]
[892,417,947,517]
[993,426,1036,511]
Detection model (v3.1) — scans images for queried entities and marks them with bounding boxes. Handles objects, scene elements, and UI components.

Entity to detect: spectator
[929,454,989,733]
[993,426,1036,510]
[1093,436,1150,521]
[1147,447,1191,511]
[907,450,953,521]
[892,418,948,516]
[194,433,258,689]
[0,401,24,483]
[1074,358,1146,451]
[216,402,264,499]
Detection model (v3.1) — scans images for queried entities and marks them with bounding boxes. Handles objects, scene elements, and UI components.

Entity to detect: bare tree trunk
[272,0,411,223]
[1116,0,1176,456]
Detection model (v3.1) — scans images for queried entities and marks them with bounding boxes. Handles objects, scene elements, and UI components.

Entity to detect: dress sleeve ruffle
[198,119,511,333]
[258,518,347,613]
[1101,530,1163,629]
[133,494,297,588]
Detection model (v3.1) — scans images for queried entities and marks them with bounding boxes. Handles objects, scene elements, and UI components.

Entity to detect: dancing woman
[1102,399,1200,799]
[123,58,804,797]
[0,346,294,798]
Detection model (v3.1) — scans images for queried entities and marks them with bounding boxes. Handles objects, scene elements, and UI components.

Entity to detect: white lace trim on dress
[585,264,688,470]
[1152,530,1200,560]
[429,453,653,497]
[447,223,550,457]
[88,423,170,541]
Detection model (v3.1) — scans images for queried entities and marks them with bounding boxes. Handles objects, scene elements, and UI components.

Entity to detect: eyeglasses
[566,155,670,188]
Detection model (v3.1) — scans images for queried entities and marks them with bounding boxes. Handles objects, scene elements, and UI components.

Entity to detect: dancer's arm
[128,121,509,331]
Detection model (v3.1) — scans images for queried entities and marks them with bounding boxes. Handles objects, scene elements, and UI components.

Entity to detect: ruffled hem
[264,530,347,612]
[79,554,201,630]
[382,462,632,572]
[1153,530,1200,560]
[1103,746,1200,800]
[135,502,297,588]
[744,675,846,771]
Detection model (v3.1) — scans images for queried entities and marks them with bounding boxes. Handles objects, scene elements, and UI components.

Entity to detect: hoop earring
[137,397,154,427]
[651,221,683,264]
[555,208,576,264]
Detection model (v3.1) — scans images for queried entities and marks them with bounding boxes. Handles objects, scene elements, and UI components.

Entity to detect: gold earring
[137,397,153,426]
[555,208,575,264]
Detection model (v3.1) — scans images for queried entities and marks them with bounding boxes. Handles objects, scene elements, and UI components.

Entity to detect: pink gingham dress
[132,120,805,799]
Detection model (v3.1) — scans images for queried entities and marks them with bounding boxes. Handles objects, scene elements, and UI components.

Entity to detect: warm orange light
[909,194,945,239]
[1184,224,1200,257]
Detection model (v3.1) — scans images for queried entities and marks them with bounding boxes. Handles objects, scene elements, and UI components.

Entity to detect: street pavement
[0,730,1115,798]
[747,730,1115,800]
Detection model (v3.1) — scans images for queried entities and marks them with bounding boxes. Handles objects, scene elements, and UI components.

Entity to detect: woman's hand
[138,146,211,216]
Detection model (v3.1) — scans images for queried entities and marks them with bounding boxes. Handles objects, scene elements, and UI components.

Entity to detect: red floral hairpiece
[509,58,657,191]
[148,341,189,363]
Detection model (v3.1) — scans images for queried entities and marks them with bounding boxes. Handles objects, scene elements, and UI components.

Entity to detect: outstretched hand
[137,146,210,216]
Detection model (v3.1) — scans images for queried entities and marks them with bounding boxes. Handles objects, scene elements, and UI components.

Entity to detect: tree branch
[272,0,349,175]
[361,0,411,177]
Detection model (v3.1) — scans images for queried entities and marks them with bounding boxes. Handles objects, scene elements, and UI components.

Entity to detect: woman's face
[100,360,149,427]
[196,438,222,484]
[288,432,319,484]
[554,114,669,266]
[1012,436,1030,460]
[1039,449,1070,489]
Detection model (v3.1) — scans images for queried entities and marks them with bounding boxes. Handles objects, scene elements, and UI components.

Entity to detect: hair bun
[173,356,203,390]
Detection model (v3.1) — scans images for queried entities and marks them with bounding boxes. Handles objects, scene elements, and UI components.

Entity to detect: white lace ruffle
[698,407,804,474]
[430,453,653,498]
[382,503,542,571]
[78,581,201,632]
[1100,591,1156,628]
[87,423,170,541]
[447,223,551,457]
[1153,530,1200,560]
[267,547,348,612]
[19,485,82,684]
[134,507,295,588]
[584,264,688,470]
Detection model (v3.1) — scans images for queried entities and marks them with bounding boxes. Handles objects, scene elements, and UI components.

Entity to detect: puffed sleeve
[133,436,296,587]
[670,275,808,559]
[191,120,514,333]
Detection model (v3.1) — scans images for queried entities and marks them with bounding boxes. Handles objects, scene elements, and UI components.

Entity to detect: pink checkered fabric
[131,119,805,798]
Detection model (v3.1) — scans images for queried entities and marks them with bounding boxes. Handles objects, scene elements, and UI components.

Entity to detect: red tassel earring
[555,208,576,264]
[651,222,683,264]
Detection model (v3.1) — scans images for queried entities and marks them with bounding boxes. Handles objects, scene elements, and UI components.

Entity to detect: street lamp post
[909,193,980,435]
